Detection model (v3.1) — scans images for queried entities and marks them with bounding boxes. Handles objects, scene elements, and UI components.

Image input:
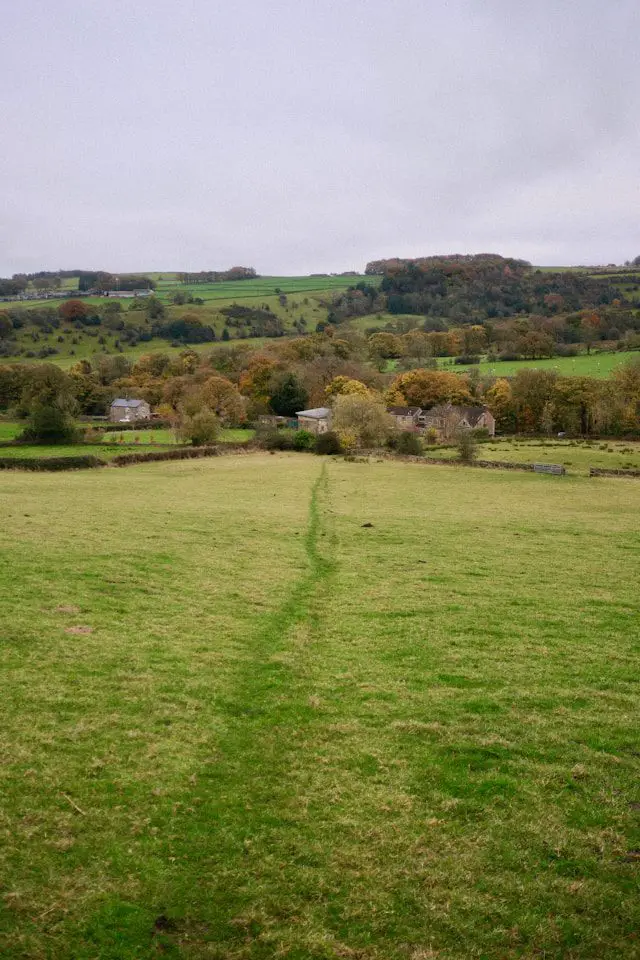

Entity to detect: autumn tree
[197,376,246,424]
[332,394,394,450]
[485,378,514,431]
[325,376,370,400]
[58,299,88,323]
[388,369,472,409]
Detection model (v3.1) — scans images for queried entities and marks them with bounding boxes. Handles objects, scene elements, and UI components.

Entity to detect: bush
[177,409,220,446]
[472,427,491,441]
[19,404,80,444]
[396,431,423,455]
[455,428,477,463]
[293,429,315,451]
[455,355,480,365]
[315,431,343,455]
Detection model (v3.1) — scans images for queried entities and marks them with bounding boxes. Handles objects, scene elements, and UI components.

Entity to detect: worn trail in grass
[0,458,638,958]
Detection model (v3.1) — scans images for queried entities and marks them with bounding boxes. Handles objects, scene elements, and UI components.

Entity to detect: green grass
[1,456,639,958]
[437,351,640,378]
[0,443,176,461]
[427,438,640,475]
[154,274,375,302]
[0,421,22,440]
[100,428,254,445]
[100,429,179,445]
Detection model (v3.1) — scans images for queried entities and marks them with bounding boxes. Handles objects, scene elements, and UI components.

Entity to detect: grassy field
[0,426,255,457]
[437,351,640,378]
[153,275,373,302]
[0,455,639,958]
[429,438,640,475]
[0,443,177,461]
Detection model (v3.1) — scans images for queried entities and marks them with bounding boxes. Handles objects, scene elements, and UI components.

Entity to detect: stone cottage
[296,407,332,435]
[109,398,151,423]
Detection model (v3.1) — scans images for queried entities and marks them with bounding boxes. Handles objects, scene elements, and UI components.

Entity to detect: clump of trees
[177,267,258,283]
[18,365,79,443]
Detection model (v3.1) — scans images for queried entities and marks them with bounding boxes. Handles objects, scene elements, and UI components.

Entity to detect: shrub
[256,427,296,451]
[315,431,343,455]
[19,404,80,444]
[396,431,423,455]
[455,427,477,463]
[424,427,439,444]
[293,429,315,451]
[176,408,220,446]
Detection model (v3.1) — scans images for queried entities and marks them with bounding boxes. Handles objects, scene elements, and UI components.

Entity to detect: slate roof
[111,398,147,407]
[387,406,421,417]
[296,407,331,419]
[456,406,489,426]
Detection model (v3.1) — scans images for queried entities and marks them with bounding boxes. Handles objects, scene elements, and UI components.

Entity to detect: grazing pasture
[0,456,638,959]
[428,438,640,475]
[153,274,373,302]
[437,350,640,378]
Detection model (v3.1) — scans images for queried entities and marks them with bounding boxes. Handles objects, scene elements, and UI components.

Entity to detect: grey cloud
[1,0,639,275]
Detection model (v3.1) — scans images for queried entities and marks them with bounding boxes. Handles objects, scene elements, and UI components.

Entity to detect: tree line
[1,328,638,441]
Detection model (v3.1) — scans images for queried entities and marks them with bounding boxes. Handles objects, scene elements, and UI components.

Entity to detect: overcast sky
[2,0,639,276]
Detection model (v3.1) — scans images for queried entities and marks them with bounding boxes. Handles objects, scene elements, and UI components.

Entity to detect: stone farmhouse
[420,404,496,438]
[387,403,495,438]
[387,406,422,430]
[296,407,332,435]
[109,398,151,423]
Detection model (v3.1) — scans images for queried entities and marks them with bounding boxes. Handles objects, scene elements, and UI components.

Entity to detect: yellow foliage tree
[332,394,394,449]
[388,369,472,409]
[485,378,513,429]
[325,376,370,400]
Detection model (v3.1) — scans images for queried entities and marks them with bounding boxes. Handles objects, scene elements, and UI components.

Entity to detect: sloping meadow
[0,456,638,958]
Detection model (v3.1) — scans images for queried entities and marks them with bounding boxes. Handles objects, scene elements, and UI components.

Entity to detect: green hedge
[589,467,640,478]
[91,419,172,432]
[112,446,220,466]
[0,455,106,471]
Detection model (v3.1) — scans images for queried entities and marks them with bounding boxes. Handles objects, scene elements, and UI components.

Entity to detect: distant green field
[438,350,640,378]
[154,274,373,302]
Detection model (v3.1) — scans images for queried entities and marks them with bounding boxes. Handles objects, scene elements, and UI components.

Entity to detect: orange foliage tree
[388,369,472,409]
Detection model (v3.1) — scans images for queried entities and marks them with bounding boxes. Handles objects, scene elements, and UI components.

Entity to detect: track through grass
[0,457,638,958]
